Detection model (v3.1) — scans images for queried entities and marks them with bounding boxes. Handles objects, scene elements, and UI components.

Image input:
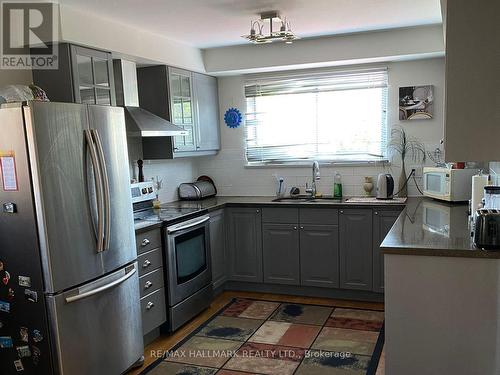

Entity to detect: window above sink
[245,67,389,166]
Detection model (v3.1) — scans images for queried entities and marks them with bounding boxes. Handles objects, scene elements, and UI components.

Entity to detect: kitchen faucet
[306,161,320,197]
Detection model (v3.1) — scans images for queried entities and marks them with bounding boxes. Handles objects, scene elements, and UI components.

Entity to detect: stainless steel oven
[165,214,213,331]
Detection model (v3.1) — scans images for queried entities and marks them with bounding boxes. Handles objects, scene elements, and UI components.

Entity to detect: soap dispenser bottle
[333,172,342,199]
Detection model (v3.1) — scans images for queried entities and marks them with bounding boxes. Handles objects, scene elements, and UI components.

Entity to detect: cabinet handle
[300,226,304,229]
[173,147,179,151]
[146,301,154,310]
[256,209,260,213]
[143,260,151,268]
[340,210,344,214]
[144,281,153,289]
[293,226,297,230]
[196,146,200,149]
[374,212,378,215]
[141,238,150,247]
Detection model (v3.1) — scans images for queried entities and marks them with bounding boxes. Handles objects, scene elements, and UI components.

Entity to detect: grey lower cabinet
[209,209,227,289]
[227,207,263,283]
[262,223,300,285]
[372,210,401,293]
[261,207,339,288]
[339,209,373,291]
[225,205,401,294]
[300,224,339,288]
[135,228,167,336]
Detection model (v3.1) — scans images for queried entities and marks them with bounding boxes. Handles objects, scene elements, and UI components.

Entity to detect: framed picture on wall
[399,85,434,120]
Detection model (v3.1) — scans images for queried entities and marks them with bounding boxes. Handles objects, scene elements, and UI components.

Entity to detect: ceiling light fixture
[242,11,299,44]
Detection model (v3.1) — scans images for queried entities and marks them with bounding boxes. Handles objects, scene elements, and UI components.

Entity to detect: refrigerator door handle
[65,266,137,303]
[91,129,111,251]
[84,129,105,253]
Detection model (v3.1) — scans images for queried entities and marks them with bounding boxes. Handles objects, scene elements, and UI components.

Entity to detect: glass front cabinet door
[168,67,197,152]
[71,45,116,106]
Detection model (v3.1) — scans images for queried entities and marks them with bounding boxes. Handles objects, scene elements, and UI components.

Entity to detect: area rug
[141,298,385,375]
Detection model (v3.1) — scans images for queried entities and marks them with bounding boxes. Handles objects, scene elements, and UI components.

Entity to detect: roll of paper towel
[472,174,488,212]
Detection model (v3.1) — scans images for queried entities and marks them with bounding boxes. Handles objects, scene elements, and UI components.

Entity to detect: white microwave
[422,167,478,202]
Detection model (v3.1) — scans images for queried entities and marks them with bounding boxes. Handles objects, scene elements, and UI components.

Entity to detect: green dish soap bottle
[333,171,342,199]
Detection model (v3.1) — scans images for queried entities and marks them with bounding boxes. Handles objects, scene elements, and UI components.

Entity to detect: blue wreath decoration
[224,107,243,128]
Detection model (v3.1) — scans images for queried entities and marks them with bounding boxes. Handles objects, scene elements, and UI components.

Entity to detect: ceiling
[59,0,442,49]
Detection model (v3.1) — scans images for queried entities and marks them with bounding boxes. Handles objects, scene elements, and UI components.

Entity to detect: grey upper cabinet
[32,43,116,106]
[209,209,227,290]
[262,223,300,285]
[443,1,500,162]
[193,72,221,152]
[136,65,220,159]
[339,209,373,291]
[168,67,197,152]
[372,210,401,293]
[227,207,263,283]
[300,224,339,288]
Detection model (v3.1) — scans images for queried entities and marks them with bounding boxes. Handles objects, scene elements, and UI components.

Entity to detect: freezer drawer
[140,288,167,335]
[46,263,143,375]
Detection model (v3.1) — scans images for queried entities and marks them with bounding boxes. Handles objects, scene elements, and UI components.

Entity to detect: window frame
[244,67,389,167]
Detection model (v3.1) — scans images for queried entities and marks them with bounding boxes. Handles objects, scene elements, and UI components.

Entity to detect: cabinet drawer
[300,208,338,225]
[262,208,298,223]
[140,288,167,335]
[137,248,163,276]
[136,229,161,255]
[139,268,164,298]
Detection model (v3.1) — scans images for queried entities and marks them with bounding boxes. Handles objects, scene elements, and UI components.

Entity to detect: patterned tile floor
[144,298,384,375]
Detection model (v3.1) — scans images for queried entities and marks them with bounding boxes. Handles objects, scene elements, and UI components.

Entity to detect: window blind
[244,67,388,164]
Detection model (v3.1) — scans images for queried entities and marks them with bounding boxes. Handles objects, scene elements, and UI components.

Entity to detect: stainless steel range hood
[124,106,187,137]
[113,59,187,137]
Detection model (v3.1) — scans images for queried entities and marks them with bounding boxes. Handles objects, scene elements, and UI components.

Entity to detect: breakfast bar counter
[381,197,500,375]
[381,197,500,259]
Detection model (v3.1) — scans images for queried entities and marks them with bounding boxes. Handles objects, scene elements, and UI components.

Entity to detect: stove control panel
[131,181,156,204]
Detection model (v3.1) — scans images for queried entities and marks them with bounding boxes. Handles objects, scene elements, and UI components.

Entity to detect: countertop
[135,195,406,232]
[381,197,500,259]
[160,195,407,211]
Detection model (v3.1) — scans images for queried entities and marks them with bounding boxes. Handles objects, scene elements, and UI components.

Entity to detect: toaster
[178,179,216,200]
[474,209,500,250]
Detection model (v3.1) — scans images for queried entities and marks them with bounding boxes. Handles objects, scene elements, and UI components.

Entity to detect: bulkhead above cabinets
[136,65,221,160]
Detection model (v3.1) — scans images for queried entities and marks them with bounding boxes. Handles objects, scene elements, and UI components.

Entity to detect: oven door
[165,215,212,306]
[423,171,449,199]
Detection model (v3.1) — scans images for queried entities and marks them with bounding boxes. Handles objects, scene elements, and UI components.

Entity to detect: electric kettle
[376,173,394,199]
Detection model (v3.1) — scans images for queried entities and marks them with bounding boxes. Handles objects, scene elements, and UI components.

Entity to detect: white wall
[136,159,199,203]
[59,5,205,71]
[197,58,445,197]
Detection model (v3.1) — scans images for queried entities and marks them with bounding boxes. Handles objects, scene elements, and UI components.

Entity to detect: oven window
[426,174,443,193]
[175,227,207,284]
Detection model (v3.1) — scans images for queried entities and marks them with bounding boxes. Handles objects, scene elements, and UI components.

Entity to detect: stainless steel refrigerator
[0,101,143,374]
